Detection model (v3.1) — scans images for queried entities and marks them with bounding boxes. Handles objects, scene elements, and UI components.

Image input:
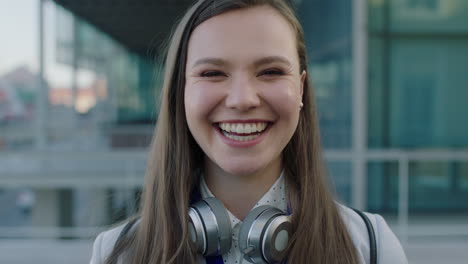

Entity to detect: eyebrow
[192,58,227,68]
[191,56,292,68]
[253,56,292,68]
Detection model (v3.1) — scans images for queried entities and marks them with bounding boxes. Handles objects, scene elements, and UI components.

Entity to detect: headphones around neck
[189,197,292,264]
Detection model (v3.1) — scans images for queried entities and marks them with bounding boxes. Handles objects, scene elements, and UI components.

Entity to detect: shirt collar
[199,170,288,223]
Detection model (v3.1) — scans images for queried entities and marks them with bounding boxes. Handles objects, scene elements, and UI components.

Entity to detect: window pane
[369,0,386,32]
[370,0,468,33]
[409,161,468,211]
[327,161,352,205]
[461,162,468,190]
[296,0,352,149]
[390,0,468,33]
[367,161,399,213]
[369,38,468,148]
[48,5,157,150]
[389,39,468,148]
[368,37,388,148]
[369,0,468,149]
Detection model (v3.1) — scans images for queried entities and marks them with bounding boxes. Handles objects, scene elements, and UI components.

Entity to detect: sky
[0,0,38,75]
[0,0,95,88]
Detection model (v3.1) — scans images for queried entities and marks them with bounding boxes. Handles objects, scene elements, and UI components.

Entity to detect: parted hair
[105,0,359,263]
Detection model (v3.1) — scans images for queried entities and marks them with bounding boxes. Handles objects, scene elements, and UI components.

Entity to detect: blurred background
[0,0,467,263]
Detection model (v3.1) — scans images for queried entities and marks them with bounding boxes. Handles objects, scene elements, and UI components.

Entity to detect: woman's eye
[260,69,284,76]
[200,71,225,77]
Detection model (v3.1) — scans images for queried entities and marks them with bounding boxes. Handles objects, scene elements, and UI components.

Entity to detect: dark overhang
[52,0,194,59]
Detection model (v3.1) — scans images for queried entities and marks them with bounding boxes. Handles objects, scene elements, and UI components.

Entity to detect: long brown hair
[105,0,359,263]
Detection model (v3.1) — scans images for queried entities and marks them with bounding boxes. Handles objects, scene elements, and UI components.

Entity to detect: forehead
[186,5,299,67]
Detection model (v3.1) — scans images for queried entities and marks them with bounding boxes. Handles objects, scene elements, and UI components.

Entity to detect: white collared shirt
[199,172,287,264]
[90,173,408,264]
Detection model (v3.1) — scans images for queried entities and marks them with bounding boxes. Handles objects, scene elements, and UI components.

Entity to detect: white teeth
[251,123,257,132]
[257,122,267,132]
[245,124,252,134]
[218,122,270,142]
[236,123,244,134]
[218,122,268,134]
[222,131,261,141]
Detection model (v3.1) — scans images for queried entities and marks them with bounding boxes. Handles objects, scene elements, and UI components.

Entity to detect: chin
[223,167,259,177]
[217,158,270,177]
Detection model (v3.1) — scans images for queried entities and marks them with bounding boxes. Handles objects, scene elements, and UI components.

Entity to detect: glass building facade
[0,1,467,262]
[368,0,468,213]
[296,0,354,204]
[0,1,152,235]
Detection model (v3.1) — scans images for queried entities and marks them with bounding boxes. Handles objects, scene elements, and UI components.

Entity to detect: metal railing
[0,149,467,239]
[327,149,468,246]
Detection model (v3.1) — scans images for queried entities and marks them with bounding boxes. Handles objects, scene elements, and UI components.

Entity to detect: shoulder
[336,203,408,264]
[89,223,127,264]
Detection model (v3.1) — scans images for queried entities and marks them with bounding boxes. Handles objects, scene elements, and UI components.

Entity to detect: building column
[352,0,368,210]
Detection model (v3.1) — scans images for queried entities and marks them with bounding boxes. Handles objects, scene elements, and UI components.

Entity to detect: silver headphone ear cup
[238,206,284,263]
[261,215,292,263]
[189,207,207,254]
[190,197,232,256]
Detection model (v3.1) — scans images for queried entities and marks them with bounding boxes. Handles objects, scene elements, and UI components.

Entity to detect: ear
[300,70,307,98]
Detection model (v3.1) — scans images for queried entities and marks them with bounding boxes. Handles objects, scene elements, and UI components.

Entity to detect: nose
[225,75,261,111]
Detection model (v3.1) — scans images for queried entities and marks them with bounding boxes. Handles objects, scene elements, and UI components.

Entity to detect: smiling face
[184,5,306,177]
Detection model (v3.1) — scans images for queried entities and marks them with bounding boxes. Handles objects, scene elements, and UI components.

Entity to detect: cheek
[261,81,301,116]
[185,84,206,119]
[184,82,223,125]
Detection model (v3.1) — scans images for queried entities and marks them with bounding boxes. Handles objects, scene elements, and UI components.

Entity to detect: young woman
[90,0,407,263]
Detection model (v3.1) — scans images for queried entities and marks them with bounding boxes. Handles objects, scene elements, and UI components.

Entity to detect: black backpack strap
[115,218,139,246]
[351,208,377,264]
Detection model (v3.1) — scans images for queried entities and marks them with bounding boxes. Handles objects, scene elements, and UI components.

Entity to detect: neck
[203,156,282,220]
